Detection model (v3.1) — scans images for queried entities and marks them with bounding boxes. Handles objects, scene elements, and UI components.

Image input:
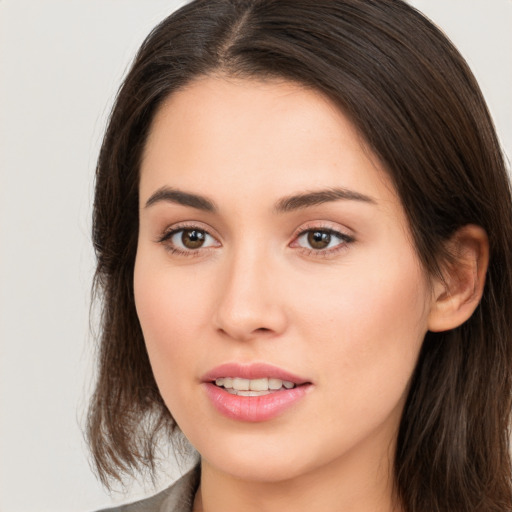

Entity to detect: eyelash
[290,225,355,257]
[157,223,355,258]
[157,223,219,257]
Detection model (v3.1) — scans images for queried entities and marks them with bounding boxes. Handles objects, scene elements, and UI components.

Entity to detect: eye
[158,226,220,255]
[292,227,354,253]
[300,230,335,250]
[173,229,210,249]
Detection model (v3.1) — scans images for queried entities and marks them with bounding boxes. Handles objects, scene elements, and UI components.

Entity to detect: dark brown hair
[88,1,512,510]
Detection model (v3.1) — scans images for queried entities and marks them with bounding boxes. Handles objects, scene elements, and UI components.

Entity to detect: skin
[134,75,486,512]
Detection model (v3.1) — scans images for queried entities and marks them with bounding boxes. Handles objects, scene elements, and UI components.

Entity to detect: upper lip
[201,362,311,385]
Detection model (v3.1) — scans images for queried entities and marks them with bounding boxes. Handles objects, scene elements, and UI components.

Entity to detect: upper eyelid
[293,228,353,246]
[292,221,354,239]
[296,226,348,237]
[157,222,220,242]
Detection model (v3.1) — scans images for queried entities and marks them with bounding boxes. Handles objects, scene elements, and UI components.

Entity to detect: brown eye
[293,228,353,254]
[163,226,220,254]
[307,230,331,249]
[181,229,206,249]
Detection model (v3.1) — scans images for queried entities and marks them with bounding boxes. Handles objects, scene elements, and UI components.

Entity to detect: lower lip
[203,383,311,422]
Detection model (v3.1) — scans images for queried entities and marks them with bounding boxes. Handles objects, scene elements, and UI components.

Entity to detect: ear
[428,225,489,332]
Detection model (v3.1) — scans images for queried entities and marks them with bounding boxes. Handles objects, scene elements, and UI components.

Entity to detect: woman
[88,0,512,511]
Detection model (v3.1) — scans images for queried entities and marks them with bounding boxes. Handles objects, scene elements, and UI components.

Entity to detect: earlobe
[427,225,489,333]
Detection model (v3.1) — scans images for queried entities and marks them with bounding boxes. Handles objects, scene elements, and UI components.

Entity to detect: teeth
[232,377,250,391]
[214,377,297,392]
[215,377,234,388]
[236,390,271,397]
[268,378,283,390]
[249,378,268,391]
[225,389,273,396]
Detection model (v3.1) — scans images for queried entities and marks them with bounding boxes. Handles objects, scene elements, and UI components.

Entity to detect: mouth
[212,377,299,396]
[201,363,312,422]
[201,362,311,389]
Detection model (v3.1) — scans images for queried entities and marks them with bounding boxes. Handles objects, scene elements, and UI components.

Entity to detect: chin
[212,453,313,483]
[194,428,333,484]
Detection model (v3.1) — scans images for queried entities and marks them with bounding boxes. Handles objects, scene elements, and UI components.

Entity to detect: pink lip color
[201,363,312,422]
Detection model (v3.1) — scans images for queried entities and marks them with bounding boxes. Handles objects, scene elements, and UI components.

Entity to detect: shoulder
[95,465,200,512]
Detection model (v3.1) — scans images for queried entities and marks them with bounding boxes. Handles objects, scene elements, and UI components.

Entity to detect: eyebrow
[274,187,376,213]
[144,185,376,213]
[144,186,217,212]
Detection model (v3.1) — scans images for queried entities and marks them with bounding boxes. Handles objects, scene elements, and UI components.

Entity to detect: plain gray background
[1,1,511,511]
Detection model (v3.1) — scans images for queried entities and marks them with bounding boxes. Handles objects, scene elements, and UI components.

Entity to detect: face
[134,76,435,484]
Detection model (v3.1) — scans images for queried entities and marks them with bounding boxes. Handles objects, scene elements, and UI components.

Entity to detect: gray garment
[96,466,200,512]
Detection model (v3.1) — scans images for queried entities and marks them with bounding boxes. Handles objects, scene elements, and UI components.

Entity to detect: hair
[87,0,512,510]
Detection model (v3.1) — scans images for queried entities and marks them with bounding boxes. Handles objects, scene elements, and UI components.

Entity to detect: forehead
[139,75,396,211]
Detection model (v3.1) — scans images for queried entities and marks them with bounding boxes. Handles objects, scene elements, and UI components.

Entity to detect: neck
[193,439,402,512]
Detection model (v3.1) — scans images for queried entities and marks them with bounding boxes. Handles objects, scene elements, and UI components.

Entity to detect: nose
[213,247,288,342]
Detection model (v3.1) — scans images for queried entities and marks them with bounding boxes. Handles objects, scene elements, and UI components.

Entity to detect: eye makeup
[155,220,355,259]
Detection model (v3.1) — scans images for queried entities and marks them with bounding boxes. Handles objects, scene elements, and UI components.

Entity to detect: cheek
[134,243,214,340]
[133,250,211,407]
[135,269,192,344]
[291,251,430,416]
